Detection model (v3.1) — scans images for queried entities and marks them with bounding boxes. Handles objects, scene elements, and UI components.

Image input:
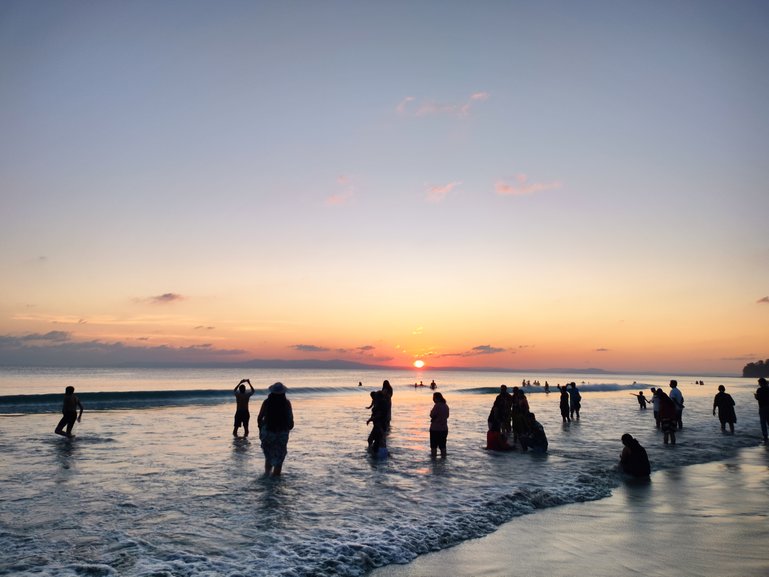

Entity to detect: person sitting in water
[619,433,651,477]
[519,413,548,453]
[233,378,255,438]
[486,400,513,451]
[54,386,83,438]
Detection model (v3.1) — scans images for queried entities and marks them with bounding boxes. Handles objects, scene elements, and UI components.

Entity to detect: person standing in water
[755,377,769,443]
[54,386,83,438]
[568,382,581,420]
[257,382,294,476]
[233,378,255,438]
[668,380,684,430]
[429,392,449,458]
[558,385,571,423]
[657,390,677,445]
[712,385,736,433]
[650,387,661,429]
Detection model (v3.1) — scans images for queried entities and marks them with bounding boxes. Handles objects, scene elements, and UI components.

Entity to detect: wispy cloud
[721,354,758,361]
[134,293,185,305]
[758,296,769,304]
[438,344,507,358]
[325,174,356,206]
[426,181,462,203]
[194,326,216,331]
[0,333,246,366]
[495,174,562,197]
[595,348,610,352]
[19,331,72,342]
[396,91,490,118]
[292,344,331,353]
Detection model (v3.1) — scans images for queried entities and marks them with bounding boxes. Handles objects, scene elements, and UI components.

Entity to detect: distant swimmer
[619,434,650,477]
[429,380,437,390]
[233,378,255,438]
[54,386,83,438]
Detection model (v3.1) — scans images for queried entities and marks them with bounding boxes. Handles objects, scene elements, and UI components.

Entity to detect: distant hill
[743,360,769,378]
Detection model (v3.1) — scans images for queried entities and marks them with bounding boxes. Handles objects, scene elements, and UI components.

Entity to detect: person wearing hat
[755,377,769,443]
[257,382,294,476]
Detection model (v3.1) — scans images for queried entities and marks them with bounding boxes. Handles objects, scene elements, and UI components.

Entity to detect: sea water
[0,368,764,576]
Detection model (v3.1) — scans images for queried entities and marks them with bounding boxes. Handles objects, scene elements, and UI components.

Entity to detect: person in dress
[233,378,255,438]
[257,382,294,476]
[429,392,449,458]
[712,385,736,433]
[619,433,651,477]
[54,386,83,438]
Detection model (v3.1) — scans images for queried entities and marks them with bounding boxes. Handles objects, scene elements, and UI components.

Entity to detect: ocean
[0,367,765,577]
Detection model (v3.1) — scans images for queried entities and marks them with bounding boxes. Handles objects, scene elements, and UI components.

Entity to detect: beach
[1,367,767,576]
[370,445,769,577]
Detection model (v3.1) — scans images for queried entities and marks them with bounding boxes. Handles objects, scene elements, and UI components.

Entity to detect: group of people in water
[54,376,769,479]
[486,384,548,453]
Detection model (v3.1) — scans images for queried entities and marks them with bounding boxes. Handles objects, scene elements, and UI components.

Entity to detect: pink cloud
[426,181,462,203]
[397,91,490,117]
[495,174,562,197]
[325,175,356,206]
[758,296,769,304]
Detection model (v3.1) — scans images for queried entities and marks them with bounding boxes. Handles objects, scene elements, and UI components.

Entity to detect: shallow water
[0,368,764,576]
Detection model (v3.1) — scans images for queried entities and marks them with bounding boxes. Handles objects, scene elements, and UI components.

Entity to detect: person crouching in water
[55,386,83,438]
[519,413,548,453]
[257,382,294,476]
[619,433,651,477]
[429,392,449,458]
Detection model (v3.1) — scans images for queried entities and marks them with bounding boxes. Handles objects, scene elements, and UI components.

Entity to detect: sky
[1,1,768,374]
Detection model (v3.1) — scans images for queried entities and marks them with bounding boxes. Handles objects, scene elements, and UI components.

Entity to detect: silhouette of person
[650,387,661,429]
[668,380,684,429]
[632,391,648,409]
[520,412,548,453]
[755,377,769,443]
[54,386,83,438]
[619,433,651,477]
[712,385,736,433]
[233,378,255,438]
[257,382,294,476]
[429,392,449,458]
[657,390,677,445]
[558,385,571,423]
[568,382,581,420]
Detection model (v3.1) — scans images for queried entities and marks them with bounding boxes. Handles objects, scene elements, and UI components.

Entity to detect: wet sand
[370,445,769,577]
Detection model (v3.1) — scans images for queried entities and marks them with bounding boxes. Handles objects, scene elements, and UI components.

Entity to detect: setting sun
[413,360,425,369]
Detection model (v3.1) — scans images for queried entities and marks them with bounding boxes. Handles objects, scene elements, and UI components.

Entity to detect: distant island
[743,359,769,378]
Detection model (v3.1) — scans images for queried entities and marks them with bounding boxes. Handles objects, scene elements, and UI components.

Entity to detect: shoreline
[369,444,769,577]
